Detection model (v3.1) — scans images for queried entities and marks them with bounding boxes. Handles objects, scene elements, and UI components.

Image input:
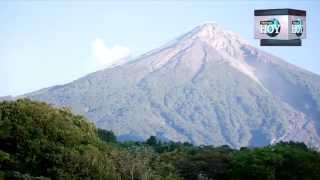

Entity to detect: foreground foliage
[1,99,320,180]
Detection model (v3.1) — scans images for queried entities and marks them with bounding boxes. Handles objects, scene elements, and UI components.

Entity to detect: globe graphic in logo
[294,18,303,37]
[267,18,281,37]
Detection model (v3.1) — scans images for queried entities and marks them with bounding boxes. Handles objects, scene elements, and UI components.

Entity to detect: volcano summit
[18,23,320,148]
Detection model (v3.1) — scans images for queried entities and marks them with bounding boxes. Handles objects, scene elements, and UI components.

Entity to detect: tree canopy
[1,99,320,180]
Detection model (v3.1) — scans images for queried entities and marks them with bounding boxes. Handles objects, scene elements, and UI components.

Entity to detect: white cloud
[92,38,131,67]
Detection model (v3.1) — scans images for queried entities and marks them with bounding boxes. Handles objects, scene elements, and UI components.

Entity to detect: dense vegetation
[1,99,320,180]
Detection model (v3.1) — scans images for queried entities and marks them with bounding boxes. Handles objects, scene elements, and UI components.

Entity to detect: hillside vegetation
[1,99,320,180]
[24,23,320,148]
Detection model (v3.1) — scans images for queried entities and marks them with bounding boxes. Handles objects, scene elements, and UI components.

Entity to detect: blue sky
[0,1,319,96]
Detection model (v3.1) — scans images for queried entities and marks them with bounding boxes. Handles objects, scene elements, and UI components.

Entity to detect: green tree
[146,136,158,146]
[97,128,117,143]
[0,99,119,179]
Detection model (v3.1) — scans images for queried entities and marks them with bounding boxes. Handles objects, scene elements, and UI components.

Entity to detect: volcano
[20,23,320,148]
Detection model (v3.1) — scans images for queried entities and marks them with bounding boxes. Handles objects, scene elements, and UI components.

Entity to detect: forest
[1,99,320,180]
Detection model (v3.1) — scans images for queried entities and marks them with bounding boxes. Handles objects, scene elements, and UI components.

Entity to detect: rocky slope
[18,23,320,148]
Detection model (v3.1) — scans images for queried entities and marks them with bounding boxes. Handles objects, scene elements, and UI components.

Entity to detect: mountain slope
[21,23,320,148]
